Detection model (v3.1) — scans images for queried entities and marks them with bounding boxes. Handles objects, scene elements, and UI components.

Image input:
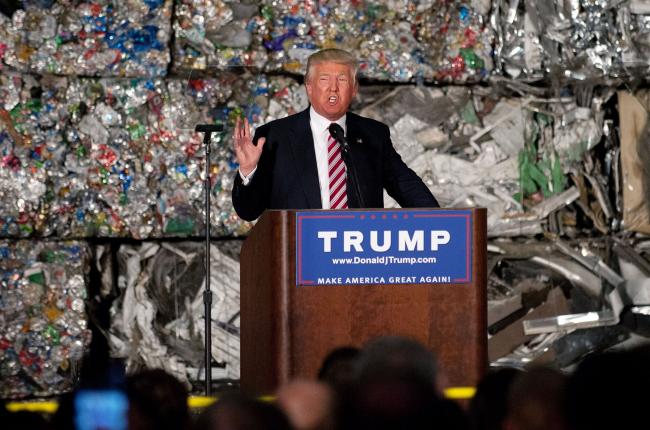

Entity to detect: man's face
[305,62,357,122]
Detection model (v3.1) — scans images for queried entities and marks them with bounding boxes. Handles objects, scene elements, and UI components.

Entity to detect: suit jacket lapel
[288,109,322,209]
[345,112,362,151]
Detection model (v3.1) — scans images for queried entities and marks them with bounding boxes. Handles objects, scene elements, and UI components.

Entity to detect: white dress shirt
[309,106,346,209]
[239,107,346,209]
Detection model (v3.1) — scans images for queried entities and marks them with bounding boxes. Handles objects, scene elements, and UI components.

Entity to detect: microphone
[195,124,224,133]
[328,123,349,152]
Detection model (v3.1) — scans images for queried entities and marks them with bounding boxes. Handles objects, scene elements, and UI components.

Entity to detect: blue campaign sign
[296,209,472,286]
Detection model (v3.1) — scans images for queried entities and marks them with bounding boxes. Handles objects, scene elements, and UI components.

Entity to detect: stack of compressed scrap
[0,58,306,392]
[172,0,268,71]
[0,1,172,77]
[0,71,306,239]
[494,0,650,81]
[262,0,493,82]
[171,0,493,83]
[0,240,91,398]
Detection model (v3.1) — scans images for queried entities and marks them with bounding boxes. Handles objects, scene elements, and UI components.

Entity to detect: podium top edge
[262,208,486,213]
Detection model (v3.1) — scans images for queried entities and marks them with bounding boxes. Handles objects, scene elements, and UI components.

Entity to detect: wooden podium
[239,208,487,395]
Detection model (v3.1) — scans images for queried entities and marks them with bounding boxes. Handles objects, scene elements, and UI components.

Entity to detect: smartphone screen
[74,389,129,430]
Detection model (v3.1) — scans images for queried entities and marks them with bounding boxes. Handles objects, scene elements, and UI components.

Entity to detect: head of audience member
[565,344,650,430]
[468,367,522,430]
[354,336,438,390]
[341,375,469,430]
[317,346,360,390]
[339,336,462,430]
[196,393,293,430]
[276,379,336,430]
[503,367,568,430]
[126,368,189,430]
[304,49,359,122]
[343,372,440,429]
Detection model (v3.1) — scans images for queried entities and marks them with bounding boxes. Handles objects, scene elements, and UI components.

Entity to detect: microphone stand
[195,124,223,396]
[340,145,366,208]
[328,124,365,208]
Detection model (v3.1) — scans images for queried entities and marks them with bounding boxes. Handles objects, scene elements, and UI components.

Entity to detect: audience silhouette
[4,338,650,430]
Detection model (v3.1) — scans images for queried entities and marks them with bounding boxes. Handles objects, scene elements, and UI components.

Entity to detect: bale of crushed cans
[0,240,91,398]
[1,0,494,83]
[0,71,307,239]
[494,0,650,81]
[0,0,172,77]
[4,1,650,83]
[172,0,493,82]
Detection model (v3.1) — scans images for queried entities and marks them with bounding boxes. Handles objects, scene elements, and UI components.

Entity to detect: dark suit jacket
[232,108,439,221]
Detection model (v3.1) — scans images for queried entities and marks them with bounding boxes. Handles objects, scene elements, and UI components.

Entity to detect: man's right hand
[233,117,265,176]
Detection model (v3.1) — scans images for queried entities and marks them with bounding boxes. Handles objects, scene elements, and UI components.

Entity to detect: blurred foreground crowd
[3,336,649,430]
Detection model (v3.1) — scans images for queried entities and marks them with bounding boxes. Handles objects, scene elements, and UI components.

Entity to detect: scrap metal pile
[0,240,91,398]
[0,71,304,238]
[108,241,242,387]
[1,0,649,396]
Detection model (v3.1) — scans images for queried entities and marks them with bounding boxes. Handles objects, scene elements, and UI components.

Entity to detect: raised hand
[233,117,265,176]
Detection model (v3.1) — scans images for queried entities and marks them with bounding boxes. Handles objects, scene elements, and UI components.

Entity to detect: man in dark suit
[232,49,438,221]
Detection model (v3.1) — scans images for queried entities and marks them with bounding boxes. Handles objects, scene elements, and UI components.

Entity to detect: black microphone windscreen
[328,123,345,143]
[195,124,224,133]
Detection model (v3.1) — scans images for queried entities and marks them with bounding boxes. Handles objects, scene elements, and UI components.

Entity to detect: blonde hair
[305,49,359,85]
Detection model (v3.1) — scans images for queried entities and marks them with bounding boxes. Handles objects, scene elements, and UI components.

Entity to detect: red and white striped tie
[327,131,348,209]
